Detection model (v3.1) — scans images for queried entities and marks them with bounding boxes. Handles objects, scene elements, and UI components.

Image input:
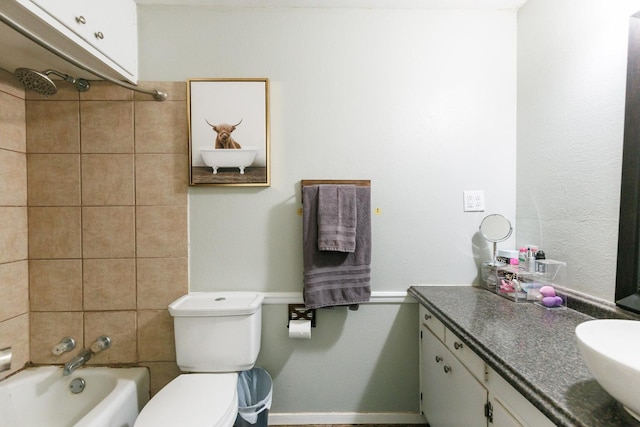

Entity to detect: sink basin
[575,319,640,420]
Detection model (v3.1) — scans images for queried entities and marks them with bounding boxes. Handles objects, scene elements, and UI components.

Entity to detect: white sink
[575,319,640,420]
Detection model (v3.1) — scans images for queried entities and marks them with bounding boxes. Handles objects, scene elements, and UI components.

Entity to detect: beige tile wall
[0,69,29,380]
[24,79,188,394]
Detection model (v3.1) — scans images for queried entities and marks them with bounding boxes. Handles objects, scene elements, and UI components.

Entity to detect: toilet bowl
[134,374,238,427]
[134,292,264,427]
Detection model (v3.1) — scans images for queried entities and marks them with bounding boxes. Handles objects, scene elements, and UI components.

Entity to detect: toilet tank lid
[169,292,264,317]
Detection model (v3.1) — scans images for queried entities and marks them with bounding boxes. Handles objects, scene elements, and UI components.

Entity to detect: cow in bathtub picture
[206,119,243,149]
[199,119,259,175]
[188,78,270,186]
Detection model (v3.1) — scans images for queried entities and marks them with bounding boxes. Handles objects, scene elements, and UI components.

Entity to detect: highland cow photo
[188,78,270,186]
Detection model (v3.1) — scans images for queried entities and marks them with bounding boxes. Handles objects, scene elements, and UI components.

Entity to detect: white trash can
[234,367,272,427]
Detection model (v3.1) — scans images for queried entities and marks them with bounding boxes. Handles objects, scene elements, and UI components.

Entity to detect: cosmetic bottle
[527,249,536,273]
[535,250,546,273]
[518,248,527,267]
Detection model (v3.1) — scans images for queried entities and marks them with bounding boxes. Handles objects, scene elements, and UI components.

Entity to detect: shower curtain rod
[0,12,168,101]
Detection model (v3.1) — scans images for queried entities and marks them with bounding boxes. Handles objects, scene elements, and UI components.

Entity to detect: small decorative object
[188,78,270,186]
[537,285,565,308]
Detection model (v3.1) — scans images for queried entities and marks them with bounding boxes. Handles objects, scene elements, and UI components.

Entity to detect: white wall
[517,0,640,301]
[138,5,517,418]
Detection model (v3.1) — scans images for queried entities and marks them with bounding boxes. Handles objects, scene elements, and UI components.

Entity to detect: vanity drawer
[445,329,486,383]
[419,305,445,341]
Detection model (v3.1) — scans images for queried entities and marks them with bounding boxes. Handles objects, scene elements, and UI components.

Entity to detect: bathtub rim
[0,365,150,427]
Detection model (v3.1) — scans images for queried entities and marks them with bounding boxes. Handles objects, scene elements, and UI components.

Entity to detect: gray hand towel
[317,185,357,253]
[302,185,371,309]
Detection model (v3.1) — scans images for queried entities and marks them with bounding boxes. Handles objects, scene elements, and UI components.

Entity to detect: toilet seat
[134,373,238,427]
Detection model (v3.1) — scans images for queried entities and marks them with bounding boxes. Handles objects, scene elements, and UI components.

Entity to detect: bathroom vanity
[409,286,640,427]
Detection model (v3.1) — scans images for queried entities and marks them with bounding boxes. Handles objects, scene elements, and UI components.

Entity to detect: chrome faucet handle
[52,337,76,355]
[90,336,111,353]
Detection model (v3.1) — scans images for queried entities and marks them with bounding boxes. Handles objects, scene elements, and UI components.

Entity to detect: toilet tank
[168,292,264,372]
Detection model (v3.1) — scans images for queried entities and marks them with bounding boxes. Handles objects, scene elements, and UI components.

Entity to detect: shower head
[15,68,57,96]
[14,68,90,95]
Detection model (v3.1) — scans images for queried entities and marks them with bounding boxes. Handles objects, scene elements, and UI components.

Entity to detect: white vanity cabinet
[1,0,138,81]
[486,368,556,427]
[418,305,554,427]
[420,316,487,427]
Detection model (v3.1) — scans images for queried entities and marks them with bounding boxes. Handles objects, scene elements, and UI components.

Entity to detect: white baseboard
[267,412,426,425]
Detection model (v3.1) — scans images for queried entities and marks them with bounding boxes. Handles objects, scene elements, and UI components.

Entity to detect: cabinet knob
[435,355,443,363]
[424,313,432,320]
[443,365,452,373]
[95,31,104,40]
[454,341,463,350]
[75,16,86,25]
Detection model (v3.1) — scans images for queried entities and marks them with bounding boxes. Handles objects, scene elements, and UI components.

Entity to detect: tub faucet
[52,337,75,355]
[63,349,92,376]
[62,336,112,376]
[90,335,111,353]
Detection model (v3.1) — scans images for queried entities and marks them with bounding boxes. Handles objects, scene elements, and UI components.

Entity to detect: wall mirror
[616,11,640,314]
[479,214,513,266]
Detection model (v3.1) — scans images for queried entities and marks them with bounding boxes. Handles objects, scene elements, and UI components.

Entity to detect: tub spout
[63,349,92,376]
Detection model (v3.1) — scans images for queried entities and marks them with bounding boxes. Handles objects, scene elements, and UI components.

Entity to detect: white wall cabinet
[418,305,554,427]
[1,0,138,81]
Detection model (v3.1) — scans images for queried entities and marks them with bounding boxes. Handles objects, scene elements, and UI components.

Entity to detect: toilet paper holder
[288,304,316,328]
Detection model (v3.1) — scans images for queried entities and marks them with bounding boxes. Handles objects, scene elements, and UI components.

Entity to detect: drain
[69,377,86,394]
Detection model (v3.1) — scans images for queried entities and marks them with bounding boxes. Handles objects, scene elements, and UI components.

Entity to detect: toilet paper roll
[288,319,312,339]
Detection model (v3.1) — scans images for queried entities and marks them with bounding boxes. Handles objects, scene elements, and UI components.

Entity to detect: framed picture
[188,78,270,186]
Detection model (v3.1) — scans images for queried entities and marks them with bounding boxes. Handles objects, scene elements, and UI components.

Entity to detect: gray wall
[138,5,517,420]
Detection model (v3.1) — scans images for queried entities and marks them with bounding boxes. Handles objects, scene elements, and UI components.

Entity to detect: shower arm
[0,12,167,101]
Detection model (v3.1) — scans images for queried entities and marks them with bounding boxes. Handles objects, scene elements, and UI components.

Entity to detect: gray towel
[302,185,371,309]
[317,185,356,253]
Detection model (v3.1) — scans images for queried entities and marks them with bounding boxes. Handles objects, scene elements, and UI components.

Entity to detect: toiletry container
[134,292,264,427]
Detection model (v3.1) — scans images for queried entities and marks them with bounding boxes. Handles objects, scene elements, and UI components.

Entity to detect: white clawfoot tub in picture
[0,366,149,427]
[199,146,259,174]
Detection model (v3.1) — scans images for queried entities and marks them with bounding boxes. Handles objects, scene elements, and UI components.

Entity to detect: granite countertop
[408,285,640,427]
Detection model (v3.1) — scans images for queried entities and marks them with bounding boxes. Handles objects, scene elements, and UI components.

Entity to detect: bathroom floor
[277,424,428,427]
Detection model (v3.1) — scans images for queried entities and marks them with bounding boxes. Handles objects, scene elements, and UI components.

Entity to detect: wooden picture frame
[188,78,270,186]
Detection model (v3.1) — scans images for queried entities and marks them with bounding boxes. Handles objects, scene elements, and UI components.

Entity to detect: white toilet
[134,292,265,427]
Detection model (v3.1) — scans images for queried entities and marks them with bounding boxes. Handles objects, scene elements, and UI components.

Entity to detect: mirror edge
[616,11,640,314]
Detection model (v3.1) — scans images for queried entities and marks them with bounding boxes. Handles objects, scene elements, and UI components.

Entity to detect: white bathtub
[199,146,259,174]
[0,366,149,427]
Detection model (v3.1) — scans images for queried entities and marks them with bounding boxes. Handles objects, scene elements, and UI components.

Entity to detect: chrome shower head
[14,68,90,95]
[15,68,57,96]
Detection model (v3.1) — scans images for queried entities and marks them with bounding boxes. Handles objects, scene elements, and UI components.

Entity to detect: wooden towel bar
[301,179,371,187]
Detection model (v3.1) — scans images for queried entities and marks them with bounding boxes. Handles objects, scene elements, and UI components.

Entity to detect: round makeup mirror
[479,214,513,265]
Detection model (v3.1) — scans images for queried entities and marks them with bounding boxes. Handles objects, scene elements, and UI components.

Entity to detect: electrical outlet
[463,190,485,212]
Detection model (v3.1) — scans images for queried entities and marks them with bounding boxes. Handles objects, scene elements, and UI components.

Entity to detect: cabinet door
[421,326,449,426]
[421,326,488,427]
[445,350,488,427]
[486,368,555,427]
[25,0,90,39]
[83,0,137,74]
[490,396,524,427]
